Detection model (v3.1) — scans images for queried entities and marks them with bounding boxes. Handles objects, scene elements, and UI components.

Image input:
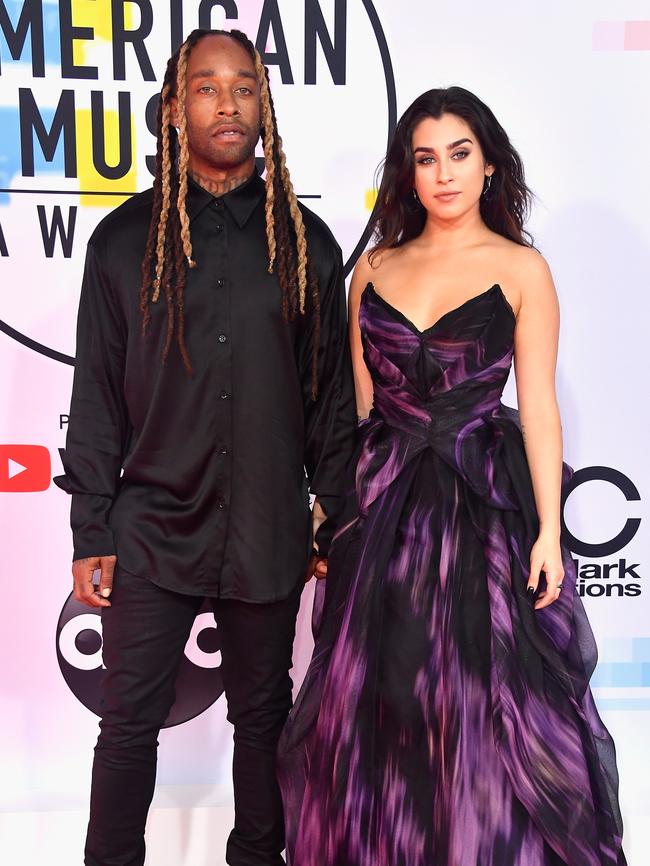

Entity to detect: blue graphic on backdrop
[1,0,62,66]
[593,638,650,710]
[0,2,64,204]
[0,107,63,204]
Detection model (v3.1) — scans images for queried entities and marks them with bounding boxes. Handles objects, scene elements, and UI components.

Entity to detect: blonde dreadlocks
[140,28,320,395]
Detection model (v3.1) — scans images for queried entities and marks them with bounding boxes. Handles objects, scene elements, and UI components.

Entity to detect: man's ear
[169,96,179,128]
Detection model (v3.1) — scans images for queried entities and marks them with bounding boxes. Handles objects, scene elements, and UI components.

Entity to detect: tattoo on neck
[190,171,250,198]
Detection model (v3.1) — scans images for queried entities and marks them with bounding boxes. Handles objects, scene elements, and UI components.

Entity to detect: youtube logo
[0,445,51,492]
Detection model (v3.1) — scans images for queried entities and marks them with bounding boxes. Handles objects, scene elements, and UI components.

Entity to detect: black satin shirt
[55,172,357,602]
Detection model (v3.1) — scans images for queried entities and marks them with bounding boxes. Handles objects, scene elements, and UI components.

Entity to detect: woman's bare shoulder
[489,235,550,275]
[351,246,402,292]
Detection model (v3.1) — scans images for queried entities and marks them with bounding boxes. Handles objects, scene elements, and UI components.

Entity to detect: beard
[186,118,260,172]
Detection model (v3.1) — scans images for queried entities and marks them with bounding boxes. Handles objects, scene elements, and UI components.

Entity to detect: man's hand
[305,552,328,582]
[72,555,117,608]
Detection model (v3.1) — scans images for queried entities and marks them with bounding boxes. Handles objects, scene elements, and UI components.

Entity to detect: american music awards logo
[0,0,396,364]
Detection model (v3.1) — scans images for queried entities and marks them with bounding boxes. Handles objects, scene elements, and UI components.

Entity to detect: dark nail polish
[527,585,535,597]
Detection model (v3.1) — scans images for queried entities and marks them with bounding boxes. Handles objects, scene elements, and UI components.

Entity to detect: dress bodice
[360,282,516,426]
[356,283,520,514]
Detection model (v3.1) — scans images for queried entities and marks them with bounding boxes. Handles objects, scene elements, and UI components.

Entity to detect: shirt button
[219,390,229,400]
[218,334,228,343]
[217,498,227,509]
[219,447,228,455]
[216,279,225,288]
[215,224,224,232]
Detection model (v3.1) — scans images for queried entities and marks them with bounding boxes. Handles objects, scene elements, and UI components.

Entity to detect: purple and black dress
[278,282,626,866]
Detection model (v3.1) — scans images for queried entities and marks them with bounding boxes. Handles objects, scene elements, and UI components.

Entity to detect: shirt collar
[186,169,265,229]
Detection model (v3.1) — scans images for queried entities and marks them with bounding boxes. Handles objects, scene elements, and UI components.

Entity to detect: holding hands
[305,497,328,581]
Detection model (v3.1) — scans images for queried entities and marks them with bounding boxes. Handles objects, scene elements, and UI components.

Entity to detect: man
[55,28,356,866]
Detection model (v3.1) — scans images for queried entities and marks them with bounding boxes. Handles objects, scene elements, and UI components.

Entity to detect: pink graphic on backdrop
[593,21,650,50]
[207,2,309,92]
[203,2,268,61]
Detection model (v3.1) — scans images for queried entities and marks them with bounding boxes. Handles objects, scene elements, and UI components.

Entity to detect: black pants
[84,567,302,866]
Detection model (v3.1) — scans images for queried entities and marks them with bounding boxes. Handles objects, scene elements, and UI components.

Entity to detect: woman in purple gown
[278,87,626,866]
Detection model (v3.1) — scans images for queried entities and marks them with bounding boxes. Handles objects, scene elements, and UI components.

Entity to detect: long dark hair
[371,86,534,260]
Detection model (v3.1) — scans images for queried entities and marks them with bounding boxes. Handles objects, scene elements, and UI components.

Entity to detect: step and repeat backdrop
[0,1,648,864]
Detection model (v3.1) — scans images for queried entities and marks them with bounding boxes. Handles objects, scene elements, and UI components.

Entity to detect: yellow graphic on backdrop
[71,1,137,206]
[72,0,135,64]
[365,189,378,211]
[77,109,136,207]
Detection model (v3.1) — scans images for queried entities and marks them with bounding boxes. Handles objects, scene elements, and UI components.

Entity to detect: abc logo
[562,466,641,557]
[56,594,224,727]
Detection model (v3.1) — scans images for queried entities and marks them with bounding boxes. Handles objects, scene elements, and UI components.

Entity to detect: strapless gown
[278,283,626,866]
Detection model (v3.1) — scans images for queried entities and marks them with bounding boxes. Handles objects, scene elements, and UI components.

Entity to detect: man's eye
[199,85,215,94]
[236,87,252,95]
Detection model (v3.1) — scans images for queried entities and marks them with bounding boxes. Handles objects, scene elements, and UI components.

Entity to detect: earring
[411,188,423,208]
[482,175,493,197]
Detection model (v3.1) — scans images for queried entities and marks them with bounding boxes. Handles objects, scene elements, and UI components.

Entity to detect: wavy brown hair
[140,29,320,395]
[371,86,534,260]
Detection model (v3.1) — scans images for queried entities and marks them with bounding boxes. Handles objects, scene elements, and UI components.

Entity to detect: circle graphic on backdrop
[56,594,224,726]
[0,0,396,364]
[561,466,642,558]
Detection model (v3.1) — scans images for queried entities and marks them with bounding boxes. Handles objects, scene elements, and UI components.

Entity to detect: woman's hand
[528,533,565,610]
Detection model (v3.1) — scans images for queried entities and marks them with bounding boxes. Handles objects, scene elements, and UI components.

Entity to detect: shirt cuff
[55,476,117,561]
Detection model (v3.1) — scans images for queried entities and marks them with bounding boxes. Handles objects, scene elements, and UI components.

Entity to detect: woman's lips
[434,191,461,202]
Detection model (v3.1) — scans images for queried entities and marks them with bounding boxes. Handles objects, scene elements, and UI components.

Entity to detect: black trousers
[84,567,302,866]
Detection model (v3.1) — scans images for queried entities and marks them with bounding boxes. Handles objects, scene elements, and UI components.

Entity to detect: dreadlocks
[140,28,321,396]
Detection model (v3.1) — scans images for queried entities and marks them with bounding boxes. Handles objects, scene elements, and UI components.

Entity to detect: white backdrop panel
[0,1,647,863]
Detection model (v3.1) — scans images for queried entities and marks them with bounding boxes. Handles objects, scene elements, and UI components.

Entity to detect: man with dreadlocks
[55,28,356,866]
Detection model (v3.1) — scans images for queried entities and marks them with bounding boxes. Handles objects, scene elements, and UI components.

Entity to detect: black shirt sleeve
[300,241,357,557]
[54,241,130,560]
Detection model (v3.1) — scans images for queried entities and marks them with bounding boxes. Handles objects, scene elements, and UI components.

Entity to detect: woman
[278,87,625,866]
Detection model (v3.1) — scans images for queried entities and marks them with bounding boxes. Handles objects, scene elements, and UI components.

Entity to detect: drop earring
[482,175,493,197]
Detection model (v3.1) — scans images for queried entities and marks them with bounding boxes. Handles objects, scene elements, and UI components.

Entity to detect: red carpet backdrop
[0,1,647,863]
